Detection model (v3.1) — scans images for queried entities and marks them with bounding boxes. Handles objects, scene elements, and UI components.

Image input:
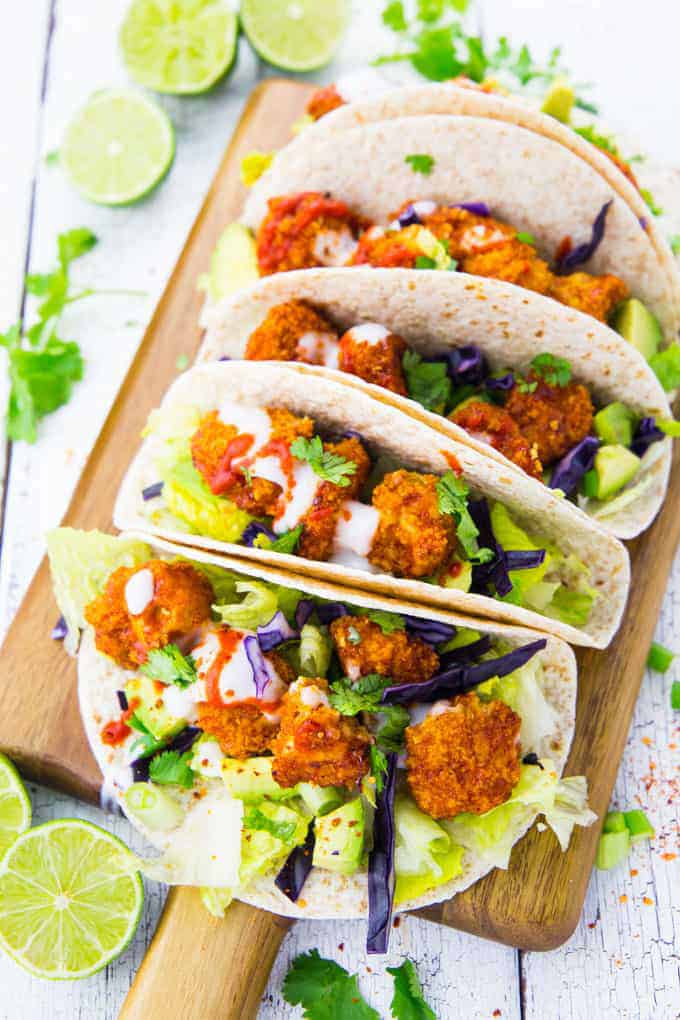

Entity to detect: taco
[47,527,594,952]
[113,360,629,648]
[199,267,675,540]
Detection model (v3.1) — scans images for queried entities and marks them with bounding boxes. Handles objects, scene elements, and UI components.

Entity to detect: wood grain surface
[0,75,677,1011]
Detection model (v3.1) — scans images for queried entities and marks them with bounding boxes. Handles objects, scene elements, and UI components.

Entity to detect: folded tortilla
[79,534,577,920]
[199,267,672,540]
[114,360,630,648]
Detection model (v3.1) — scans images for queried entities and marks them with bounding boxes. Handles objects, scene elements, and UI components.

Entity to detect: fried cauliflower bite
[349,225,423,268]
[256,192,364,275]
[548,270,629,322]
[84,560,214,670]
[271,677,371,789]
[330,615,439,685]
[368,470,456,579]
[244,301,338,364]
[462,240,555,294]
[504,374,595,465]
[405,693,522,819]
[297,436,372,561]
[450,400,543,479]
[306,84,345,120]
[420,206,516,256]
[267,406,315,444]
[337,326,408,395]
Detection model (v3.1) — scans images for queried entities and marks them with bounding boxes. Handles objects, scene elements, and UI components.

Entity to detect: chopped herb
[640,187,663,217]
[388,958,437,1020]
[243,806,298,843]
[175,353,189,371]
[529,352,572,387]
[375,704,410,751]
[369,745,389,793]
[291,435,357,487]
[574,124,620,157]
[414,255,437,269]
[516,378,538,394]
[672,681,680,710]
[382,0,407,31]
[402,349,451,412]
[128,714,165,758]
[330,675,409,753]
[271,524,304,554]
[283,949,380,1020]
[436,471,489,561]
[650,343,680,391]
[669,235,680,255]
[516,231,536,246]
[44,149,60,166]
[140,645,197,688]
[365,609,406,634]
[148,750,195,789]
[405,153,435,175]
[647,641,675,673]
[347,625,362,645]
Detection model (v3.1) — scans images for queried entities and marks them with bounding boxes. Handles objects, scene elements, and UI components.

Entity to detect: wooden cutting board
[1,78,679,1019]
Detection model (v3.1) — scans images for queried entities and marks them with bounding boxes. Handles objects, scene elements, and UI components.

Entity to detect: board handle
[118,888,292,1020]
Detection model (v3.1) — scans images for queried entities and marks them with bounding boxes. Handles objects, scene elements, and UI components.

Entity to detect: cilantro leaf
[243,807,298,843]
[369,745,389,793]
[388,959,436,1020]
[382,0,407,31]
[574,124,620,157]
[405,153,435,175]
[148,750,195,789]
[271,524,304,554]
[290,435,357,487]
[516,231,536,246]
[328,675,392,715]
[402,350,451,412]
[516,378,538,394]
[375,704,410,751]
[411,26,464,80]
[58,227,97,267]
[44,149,60,167]
[283,950,380,1020]
[140,644,197,688]
[365,609,406,634]
[414,255,437,269]
[436,471,485,560]
[670,235,680,256]
[641,187,663,217]
[529,352,572,387]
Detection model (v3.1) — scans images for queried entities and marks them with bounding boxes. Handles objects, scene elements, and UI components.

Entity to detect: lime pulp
[240,0,349,72]
[0,754,31,861]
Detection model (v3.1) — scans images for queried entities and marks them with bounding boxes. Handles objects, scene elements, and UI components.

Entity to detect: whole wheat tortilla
[114,360,630,648]
[199,267,672,540]
[78,534,577,920]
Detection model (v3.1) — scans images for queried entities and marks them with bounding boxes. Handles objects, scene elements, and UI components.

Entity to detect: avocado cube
[312,798,365,875]
[124,674,186,743]
[613,299,662,361]
[593,402,636,446]
[297,783,344,817]
[590,444,641,501]
[221,756,297,802]
[540,77,575,123]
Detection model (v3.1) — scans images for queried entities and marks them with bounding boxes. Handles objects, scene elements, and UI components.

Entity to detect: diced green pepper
[672,681,680,710]
[647,641,675,672]
[623,809,655,842]
[596,830,630,870]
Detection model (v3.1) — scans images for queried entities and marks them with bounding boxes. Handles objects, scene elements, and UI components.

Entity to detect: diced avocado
[197,222,259,303]
[124,674,186,743]
[593,402,636,446]
[221,756,297,802]
[541,77,575,123]
[588,444,641,500]
[312,798,365,875]
[613,299,662,361]
[441,560,472,592]
[298,783,344,817]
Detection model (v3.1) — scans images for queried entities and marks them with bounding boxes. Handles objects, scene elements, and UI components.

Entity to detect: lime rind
[120,0,239,95]
[0,819,143,980]
[240,0,349,72]
[0,754,31,860]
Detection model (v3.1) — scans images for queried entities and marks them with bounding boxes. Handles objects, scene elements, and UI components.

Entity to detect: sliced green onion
[124,782,184,831]
[603,810,627,834]
[582,469,599,498]
[656,418,680,437]
[647,641,675,672]
[624,809,655,842]
[596,830,630,870]
[672,681,680,710]
[213,580,278,629]
[299,624,332,677]
[516,231,536,245]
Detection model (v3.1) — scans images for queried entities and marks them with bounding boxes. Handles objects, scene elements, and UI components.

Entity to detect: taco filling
[48,529,595,953]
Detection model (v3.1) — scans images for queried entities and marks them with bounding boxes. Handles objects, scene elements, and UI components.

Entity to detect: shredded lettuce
[393,795,465,904]
[239,800,309,888]
[212,580,278,629]
[477,656,558,753]
[490,503,551,591]
[299,624,332,676]
[160,454,253,543]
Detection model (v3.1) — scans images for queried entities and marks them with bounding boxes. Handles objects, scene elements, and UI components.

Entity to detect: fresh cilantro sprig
[405,153,435,175]
[436,471,492,562]
[283,949,380,1020]
[516,231,536,246]
[387,959,437,1020]
[329,674,409,791]
[148,750,195,788]
[365,608,406,634]
[516,378,538,394]
[140,644,197,688]
[290,435,357,487]
[243,806,298,843]
[529,353,572,387]
[402,350,451,413]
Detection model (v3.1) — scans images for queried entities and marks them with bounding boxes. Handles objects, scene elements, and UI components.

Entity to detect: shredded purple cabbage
[275,821,315,902]
[439,635,492,669]
[631,417,664,457]
[367,752,398,954]
[549,435,600,496]
[381,639,547,705]
[116,690,129,711]
[639,217,648,230]
[316,601,349,624]
[404,615,457,646]
[241,521,277,547]
[244,635,273,697]
[257,610,299,651]
[455,202,490,217]
[295,599,315,630]
[131,726,202,782]
[468,499,512,597]
[397,203,422,228]
[555,201,612,273]
[485,372,514,392]
[218,355,231,362]
[504,550,546,570]
[445,345,488,386]
[342,429,365,443]
[51,615,68,641]
[142,481,164,501]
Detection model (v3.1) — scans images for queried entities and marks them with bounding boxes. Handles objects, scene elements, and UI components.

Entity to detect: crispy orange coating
[338,327,408,395]
[271,677,371,789]
[330,615,439,685]
[548,270,629,322]
[256,192,363,275]
[306,84,345,120]
[350,225,423,268]
[369,470,456,578]
[451,400,543,479]
[267,406,315,444]
[462,241,555,294]
[297,436,371,561]
[84,560,214,670]
[420,206,516,255]
[245,301,338,363]
[405,693,521,818]
[505,373,594,465]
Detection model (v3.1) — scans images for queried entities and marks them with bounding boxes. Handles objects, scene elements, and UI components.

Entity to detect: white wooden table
[1,3,679,1017]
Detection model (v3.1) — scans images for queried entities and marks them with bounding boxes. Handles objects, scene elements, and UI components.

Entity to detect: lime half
[0,755,31,860]
[0,819,143,979]
[61,89,175,206]
[241,0,349,72]
[120,0,238,94]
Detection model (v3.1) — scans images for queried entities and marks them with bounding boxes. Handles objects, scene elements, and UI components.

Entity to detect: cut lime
[61,90,175,206]
[241,0,349,72]
[120,0,238,94]
[0,819,143,979]
[0,755,31,860]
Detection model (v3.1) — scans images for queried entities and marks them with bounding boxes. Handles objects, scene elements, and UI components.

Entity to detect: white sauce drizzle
[192,629,287,705]
[162,684,199,721]
[313,227,358,266]
[299,685,331,709]
[344,323,390,346]
[124,569,154,616]
[273,461,319,534]
[194,739,225,778]
[217,400,272,455]
[333,499,379,557]
[460,224,508,252]
[296,331,340,368]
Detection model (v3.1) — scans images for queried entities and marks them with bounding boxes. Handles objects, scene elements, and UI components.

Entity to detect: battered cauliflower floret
[349,224,423,268]
[337,326,408,395]
[548,270,629,322]
[420,206,516,256]
[405,693,522,819]
[462,240,555,294]
[271,677,371,789]
[505,374,594,465]
[330,615,439,685]
[84,560,214,670]
[245,300,338,363]
[256,192,363,275]
[267,406,315,444]
[306,84,345,120]
[451,399,543,479]
[368,470,456,579]
[297,436,372,561]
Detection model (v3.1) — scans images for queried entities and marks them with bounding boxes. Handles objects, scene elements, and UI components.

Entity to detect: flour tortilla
[114,360,629,648]
[78,534,577,920]
[242,113,678,348]
[199,267,672,540]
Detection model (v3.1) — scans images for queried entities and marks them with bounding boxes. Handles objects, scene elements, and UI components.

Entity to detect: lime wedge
[0,819,143,979]
[120,0,238,94]
[0,755,31,860]
[240,0,349,72]
[61,89,175,206]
